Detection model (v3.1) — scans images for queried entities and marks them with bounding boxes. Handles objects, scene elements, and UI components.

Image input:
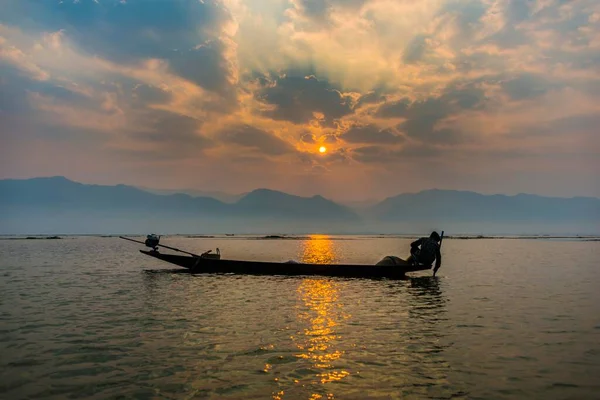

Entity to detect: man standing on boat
[407,231,443,276]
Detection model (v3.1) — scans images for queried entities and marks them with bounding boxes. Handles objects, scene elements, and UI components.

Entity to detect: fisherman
[407,231,442,276]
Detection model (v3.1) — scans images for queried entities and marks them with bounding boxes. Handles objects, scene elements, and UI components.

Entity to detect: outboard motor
[144,234,160,250]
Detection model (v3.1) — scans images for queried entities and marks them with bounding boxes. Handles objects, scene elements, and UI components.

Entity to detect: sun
[319,146,327,153]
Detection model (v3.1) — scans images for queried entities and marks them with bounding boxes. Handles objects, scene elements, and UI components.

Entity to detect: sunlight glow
[319,146,327,153]
[291,236,352,393]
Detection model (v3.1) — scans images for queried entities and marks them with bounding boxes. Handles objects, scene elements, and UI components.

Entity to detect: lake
[1,235,599,399]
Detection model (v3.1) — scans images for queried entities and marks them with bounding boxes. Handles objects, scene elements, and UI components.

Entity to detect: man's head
[430,231,441,242]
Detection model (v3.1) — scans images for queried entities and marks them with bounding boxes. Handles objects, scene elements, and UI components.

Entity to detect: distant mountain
[368,189,600,222]
[136,186,245,203]
[235,189,358,220]
[0,176,227,214]
[0,177,360,234]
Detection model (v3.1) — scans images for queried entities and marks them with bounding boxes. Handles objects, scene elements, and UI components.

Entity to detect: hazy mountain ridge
[370,189,600,221]
[0,177,360,234]
[235,189,358,220]
[0,176,227,213]
[0,177,356,218]
[0,177,598,235]
[136,185,245,203]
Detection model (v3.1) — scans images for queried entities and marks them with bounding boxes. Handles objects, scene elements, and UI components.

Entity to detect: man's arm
[433,247,442,276]
[410,238,422,248]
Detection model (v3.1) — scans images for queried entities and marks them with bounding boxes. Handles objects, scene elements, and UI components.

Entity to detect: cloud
[352,143,442,163]
[375,84,487,144]
[340,124,404,144]
[2,1,229,60]
[506,113,600,146]
[134,111,205,143]
[0,65,90,114]
[402,34,431,64]
[1,0,238,96]
[0,42,49,80]
[220,124,296,156]
[168,39,238,96]
[289,0,369,25]
[300,132,316,143]
[355,90,386,108]
[110,110,213,161]
[500,73,556,100]
[131,84,172,107]
[256,74,354,125]
[376,97,412,119]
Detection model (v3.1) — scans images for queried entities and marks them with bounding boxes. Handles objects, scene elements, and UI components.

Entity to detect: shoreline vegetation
[0,234,598,241]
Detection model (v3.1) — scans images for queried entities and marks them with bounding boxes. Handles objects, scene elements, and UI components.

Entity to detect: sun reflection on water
[291,235,351,397]
[298,234,339,265]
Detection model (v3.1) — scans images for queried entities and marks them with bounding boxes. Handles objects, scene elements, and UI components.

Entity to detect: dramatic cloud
[352,144,441,163]
[1,0,599,200]
[500,73,556,100]
[220,124,296,156]
[2,0,234,81]
[376,83,487,144]
[340,124,404,144]
[256,74,354,125]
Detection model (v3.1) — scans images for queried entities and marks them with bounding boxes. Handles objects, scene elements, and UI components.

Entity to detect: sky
[0,0,598,202]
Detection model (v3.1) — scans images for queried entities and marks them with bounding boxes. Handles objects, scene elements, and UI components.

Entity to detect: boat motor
[145,234,160,250]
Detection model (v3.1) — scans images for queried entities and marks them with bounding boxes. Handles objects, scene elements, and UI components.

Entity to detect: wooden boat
[139,249,430,279]
[121,234,441,279]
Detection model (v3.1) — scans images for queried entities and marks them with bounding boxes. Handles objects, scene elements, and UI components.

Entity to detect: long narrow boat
[121,235,439,279]
[138,249,431,279]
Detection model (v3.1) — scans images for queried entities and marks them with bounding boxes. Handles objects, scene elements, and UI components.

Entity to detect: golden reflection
[299,234,338,264]
[293,235,351,394]
[309,394,335,400]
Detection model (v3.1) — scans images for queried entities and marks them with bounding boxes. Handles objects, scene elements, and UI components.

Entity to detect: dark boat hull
[140,250,431,279]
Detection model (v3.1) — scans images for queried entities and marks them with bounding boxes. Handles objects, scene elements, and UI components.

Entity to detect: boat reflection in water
[285,235,351,399]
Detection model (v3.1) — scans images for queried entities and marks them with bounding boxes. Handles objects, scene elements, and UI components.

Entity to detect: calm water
[0,236,599,399]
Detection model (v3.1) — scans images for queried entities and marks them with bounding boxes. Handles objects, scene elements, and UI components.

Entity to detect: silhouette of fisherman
[407,231,443,276]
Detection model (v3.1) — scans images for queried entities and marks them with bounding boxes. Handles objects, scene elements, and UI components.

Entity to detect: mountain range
[0,176,598,235]
[135,186,245,203]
